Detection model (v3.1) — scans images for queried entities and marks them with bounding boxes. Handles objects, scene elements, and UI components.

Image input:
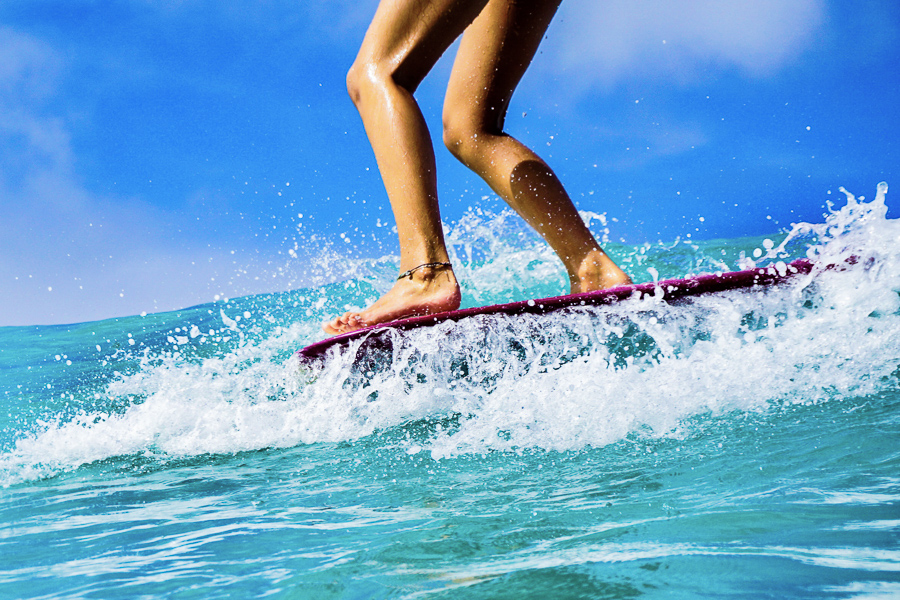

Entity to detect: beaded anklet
[397,262,453,281]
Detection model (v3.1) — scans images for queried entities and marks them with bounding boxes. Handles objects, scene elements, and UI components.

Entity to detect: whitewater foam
[2,184,898,485]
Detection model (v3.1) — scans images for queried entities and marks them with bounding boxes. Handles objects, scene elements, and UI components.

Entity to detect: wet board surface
[297,258,814,366]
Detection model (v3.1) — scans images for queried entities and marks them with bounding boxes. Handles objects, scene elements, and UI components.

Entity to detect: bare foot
[323,264,461,335]
[570,249,632,294]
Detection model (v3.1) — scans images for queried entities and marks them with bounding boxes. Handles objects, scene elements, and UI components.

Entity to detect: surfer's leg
[325,0,488,335]
[442,0,631,293]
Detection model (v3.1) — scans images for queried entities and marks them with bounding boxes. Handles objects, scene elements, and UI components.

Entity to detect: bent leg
[325,0,488,335]
[442,0,630,293]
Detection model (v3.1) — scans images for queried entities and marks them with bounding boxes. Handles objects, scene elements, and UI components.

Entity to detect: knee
[442,111,483,166]
[346,61,369,107]
[443,103,506,167]
[346,57,394,108]
[347,55,420,109]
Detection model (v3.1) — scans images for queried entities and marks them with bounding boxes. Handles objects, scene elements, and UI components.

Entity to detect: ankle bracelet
[397,262,453,280]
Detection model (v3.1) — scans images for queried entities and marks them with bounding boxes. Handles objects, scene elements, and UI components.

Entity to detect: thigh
[355,0,488,92]
[444,0,562,130]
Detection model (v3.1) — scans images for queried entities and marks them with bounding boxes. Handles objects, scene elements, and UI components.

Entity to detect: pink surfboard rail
[296,258,814,365]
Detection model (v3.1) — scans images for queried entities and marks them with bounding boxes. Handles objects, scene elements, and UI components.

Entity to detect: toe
[322,312,366,336]
[322,314,348,335]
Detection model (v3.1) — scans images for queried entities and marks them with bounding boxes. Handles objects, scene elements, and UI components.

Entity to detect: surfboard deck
[296,258,813,366]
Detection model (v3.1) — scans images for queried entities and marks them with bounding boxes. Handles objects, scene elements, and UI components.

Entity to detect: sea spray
[1,184,898,485]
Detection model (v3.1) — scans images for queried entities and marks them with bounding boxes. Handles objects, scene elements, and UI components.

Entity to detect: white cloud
[0,26,303,326]
[0,26,61,97]
[549,0,827,90]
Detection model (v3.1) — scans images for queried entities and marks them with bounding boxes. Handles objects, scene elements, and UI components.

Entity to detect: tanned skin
[324,0,630,335]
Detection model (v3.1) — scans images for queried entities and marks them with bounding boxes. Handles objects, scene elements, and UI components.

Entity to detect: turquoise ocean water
[1,185,898,599]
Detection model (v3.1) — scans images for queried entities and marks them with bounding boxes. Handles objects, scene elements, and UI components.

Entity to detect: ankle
[571,249,630,291]
[573,249,603,279]
[398,261,454,282]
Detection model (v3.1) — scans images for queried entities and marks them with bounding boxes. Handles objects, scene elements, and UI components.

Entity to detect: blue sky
[1,0,898,326]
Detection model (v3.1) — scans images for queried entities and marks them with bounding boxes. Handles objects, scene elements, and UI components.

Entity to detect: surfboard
[296,258,814,366]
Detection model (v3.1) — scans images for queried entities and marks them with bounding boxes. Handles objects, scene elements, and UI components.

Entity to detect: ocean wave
[2,183,898,485]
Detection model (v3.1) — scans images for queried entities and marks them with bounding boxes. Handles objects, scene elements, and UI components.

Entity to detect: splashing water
[1,183,898,485]
[2,185,899,600]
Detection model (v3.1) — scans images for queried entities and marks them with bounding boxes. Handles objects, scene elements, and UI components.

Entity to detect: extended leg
[324,0,488,335]
[443,0,630,292]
